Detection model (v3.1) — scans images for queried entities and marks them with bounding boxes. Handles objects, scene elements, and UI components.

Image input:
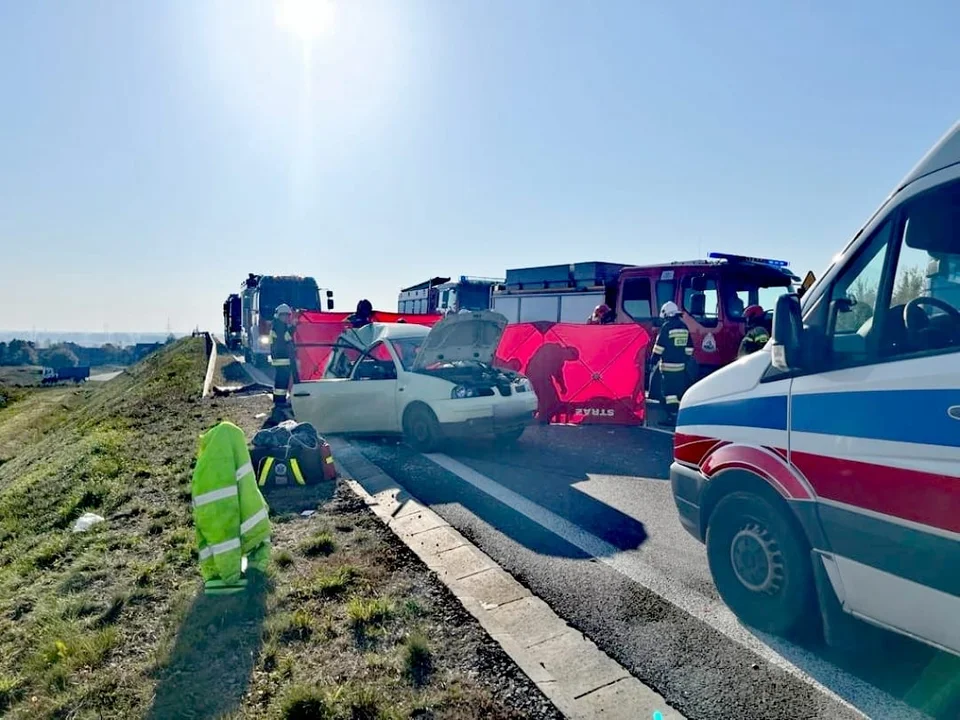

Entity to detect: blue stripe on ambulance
[679,389,960,448]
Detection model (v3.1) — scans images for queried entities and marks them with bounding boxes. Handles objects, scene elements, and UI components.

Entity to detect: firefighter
[652,301,693,426]
[588,304,613,324]
[270,304,295,407]
[348,299,374,328]
[737,305,770,358]
[192,421,271,593]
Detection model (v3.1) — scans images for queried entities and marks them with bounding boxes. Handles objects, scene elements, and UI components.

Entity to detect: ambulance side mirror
[771,293,803,371]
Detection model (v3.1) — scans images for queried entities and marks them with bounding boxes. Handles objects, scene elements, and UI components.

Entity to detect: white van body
[671,122,960,656]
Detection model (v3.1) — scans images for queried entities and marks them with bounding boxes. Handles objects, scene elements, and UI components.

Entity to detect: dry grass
[0,338,557,720]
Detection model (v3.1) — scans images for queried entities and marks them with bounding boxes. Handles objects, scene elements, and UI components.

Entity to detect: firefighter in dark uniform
[651,301,693,426]
[737,305,770,358]
[270,303,295,407]
[347,299,374,329]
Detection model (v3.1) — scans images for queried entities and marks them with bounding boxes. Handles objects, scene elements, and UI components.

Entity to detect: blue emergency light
[709,252,789,268]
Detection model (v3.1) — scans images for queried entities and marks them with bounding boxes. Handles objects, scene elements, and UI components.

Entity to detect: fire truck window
[561,294,601,323]
[622,279,653,319]
[655,280,675,310]
[519,295,559,322]
[493,297,519,323]
[681,278,719,326]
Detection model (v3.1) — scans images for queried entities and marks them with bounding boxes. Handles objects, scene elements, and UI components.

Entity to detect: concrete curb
[201,333,218,399]
[329,436,685,720]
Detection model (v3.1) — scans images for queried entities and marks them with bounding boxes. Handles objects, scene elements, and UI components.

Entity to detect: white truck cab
[671,122,960,657]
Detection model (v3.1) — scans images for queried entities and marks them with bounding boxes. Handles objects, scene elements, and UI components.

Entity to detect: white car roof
[897,121,960,191]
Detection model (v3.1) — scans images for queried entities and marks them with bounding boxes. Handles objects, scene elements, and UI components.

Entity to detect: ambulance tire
[706,491,815,637]
[403,404,442,453]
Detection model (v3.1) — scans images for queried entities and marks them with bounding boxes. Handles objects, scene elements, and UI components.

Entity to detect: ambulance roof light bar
[708,252,789,268]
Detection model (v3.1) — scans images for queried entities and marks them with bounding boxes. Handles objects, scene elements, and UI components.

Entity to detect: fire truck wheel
[403,404,442,453]
[706,491,815,637]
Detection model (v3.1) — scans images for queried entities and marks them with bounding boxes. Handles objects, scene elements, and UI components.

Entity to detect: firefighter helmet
[275,304,292,317]
[743,305,765,322]
[660,301,680,318]
[593,304,610,317]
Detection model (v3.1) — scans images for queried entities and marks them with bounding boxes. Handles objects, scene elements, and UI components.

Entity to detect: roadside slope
[0,338,559,719]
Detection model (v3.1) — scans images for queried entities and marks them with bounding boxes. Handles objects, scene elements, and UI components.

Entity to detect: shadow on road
[350,424,673,557]
[147,573,269,720]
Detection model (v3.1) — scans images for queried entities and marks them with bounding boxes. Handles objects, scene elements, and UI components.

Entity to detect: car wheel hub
[730,522,784,594]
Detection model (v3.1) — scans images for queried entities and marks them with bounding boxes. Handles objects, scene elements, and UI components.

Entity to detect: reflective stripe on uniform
[240,508,269,535]
[259,457,275,486]
[289,458,306,485]
[651,345,664,355]
[273,389,288,396]
[193,485,238,508]
[235,462,254,480]
[685,347,694,355]
[668,329,688,337]
[198,537,241,560]
[665,394,679,405]
[660,362,686,372]
[271,358,291,367]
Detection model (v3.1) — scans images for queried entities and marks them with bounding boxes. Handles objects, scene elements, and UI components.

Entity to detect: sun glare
[275,0,336,40]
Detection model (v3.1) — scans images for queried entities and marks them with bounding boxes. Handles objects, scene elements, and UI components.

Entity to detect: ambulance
[671,121,960,657]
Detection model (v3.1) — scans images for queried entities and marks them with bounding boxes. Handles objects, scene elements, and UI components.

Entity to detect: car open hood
[411,310,507,371]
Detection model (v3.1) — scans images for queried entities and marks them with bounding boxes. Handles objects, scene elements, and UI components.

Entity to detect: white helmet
[275,303,292,317]
[660,301,680,318]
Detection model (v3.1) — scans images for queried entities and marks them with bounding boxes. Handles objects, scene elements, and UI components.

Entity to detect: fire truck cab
[616,253,798,375]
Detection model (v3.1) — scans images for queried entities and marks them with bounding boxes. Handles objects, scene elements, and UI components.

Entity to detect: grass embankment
[0,339,555,720]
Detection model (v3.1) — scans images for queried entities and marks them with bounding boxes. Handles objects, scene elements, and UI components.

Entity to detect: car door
[789,174,960,654]
[291,345,374,435]
[346,342,401,433]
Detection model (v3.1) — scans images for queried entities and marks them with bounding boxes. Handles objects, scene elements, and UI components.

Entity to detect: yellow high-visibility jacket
[192,421,270,586]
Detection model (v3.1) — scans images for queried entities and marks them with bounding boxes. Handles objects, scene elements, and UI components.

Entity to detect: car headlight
[259,336,270,345]
[451,385,478,399]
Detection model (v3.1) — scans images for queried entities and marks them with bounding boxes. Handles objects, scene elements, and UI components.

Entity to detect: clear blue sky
[1,0,957,333]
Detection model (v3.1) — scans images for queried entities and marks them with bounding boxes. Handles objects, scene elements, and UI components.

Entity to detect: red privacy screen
[494,322,649,425]
[294,311,443,381]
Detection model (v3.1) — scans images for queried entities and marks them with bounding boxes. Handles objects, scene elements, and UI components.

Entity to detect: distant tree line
[0,336,174,369]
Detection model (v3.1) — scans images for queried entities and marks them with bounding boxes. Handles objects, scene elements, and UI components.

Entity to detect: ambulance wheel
[403,404,442,453]
[706,491,815,636]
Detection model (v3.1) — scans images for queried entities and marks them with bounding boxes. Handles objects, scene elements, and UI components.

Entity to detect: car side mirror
[771,294,804,371]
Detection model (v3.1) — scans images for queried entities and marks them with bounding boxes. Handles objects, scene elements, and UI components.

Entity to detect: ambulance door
[789,174,960,654]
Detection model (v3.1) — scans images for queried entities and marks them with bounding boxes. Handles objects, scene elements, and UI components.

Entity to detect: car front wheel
[706,491,815,636]
[403,404,443,453]
[494,426,525,445]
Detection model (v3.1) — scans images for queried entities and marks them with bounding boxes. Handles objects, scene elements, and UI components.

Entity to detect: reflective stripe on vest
[240,508,269,535]
[235,462,254,480]
[271,358,291,367]
[198,537,241,560]
[660,362,686,372]
[193,485,238,508]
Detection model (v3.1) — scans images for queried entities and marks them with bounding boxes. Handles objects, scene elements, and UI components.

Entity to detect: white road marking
[425,451,927,720]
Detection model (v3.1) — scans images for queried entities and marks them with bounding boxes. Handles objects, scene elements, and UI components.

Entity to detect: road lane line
[426,451,925,720]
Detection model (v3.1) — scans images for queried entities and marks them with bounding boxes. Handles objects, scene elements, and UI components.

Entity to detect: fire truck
[398,276,502,315]
[491,255,802,376]
[238,274,334,366]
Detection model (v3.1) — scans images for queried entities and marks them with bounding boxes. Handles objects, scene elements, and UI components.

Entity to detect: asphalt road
[346,425,953,720]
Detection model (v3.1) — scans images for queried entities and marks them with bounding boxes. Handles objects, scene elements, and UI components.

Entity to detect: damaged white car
[291,311,538,451]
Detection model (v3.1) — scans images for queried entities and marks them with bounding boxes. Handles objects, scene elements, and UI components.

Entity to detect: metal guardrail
[201,332,218,399]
